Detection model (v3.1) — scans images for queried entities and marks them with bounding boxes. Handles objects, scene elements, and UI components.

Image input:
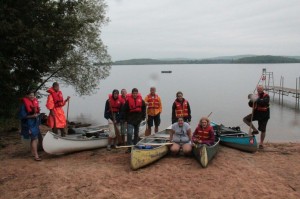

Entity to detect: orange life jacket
[256,93,269,112]
[108,94,123,113]
[22,97,40,114]
[146,94,160,110]
[174,100,189,118]
[127,95,143,113]
[194,126,213,141]
[47,87,64,107]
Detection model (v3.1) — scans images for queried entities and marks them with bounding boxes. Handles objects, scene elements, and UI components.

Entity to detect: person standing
[243,85,270,149]
[172,91,191,124]
[169,117,193,156]
[144,87,162,135]
[192,117,215,145]
[120,88,128,143]
[46,82,70,137]
[123,88,146,153]
[19,90,41,161]
[104,89,123,150]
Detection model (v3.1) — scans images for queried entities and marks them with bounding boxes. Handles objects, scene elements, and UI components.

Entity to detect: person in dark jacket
[243,85,270,149]
[123,88,146,153]
[172,91,191,124]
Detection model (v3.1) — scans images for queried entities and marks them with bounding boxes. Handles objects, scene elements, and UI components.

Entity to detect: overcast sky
[101,0,300,61]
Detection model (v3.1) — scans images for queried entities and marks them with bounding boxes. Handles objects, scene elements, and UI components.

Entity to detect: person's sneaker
[252,130,259,135]
[106,145,111,151]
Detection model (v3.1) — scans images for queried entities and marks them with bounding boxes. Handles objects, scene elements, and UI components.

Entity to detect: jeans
[127,123,140,145]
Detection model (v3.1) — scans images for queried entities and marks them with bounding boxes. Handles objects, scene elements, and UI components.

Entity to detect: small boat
[131,130,170,170]
[211,122,258,153]
[43,120,147,155]
[161,70,172,73]
[193,138,220,168]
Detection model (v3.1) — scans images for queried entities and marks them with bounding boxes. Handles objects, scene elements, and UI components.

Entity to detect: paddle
[144,106,151,136]
[66,99,70,123]
[116,142,173,149]
[108,99,122,144]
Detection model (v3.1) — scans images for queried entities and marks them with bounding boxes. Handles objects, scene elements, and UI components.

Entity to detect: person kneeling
[169,117,192,156]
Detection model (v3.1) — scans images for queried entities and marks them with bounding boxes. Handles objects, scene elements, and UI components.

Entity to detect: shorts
[147,114,161,127]
[244,114,269,132]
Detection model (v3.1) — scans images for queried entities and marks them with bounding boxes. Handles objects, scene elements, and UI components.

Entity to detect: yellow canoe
[130,131,170,170]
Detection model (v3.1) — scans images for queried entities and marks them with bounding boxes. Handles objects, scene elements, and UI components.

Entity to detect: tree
[0,0,111,119]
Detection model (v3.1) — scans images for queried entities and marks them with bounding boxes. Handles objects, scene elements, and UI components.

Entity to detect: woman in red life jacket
[104,89,124,150]
[172,91,191,124]
[19,90,42,161]
[192,117,215,146]
[243,85,270,149]
[46,82,70,137]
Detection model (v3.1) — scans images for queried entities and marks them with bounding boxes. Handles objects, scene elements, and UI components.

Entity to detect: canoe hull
[131,131,169,170]
[219,135,258,153]
[193,138,220,168]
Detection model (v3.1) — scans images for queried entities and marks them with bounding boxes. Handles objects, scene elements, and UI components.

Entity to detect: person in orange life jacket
[120,88,128,140]
[104,89,124,150]
[169,117,193,156]
[192,117,215,146]
[243,85,270,149]
[46,82,70,137]
[172,91,191,124]
[144,87,162,134]
[19,90,42,161]
[123,88,146,153]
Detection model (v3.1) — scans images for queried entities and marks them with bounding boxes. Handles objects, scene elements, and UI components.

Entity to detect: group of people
[19,82,270,160]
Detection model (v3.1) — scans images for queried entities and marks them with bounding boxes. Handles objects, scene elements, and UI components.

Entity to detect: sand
[0,126,300,199]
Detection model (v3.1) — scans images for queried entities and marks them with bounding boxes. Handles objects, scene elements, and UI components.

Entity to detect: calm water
[39,64,300,142]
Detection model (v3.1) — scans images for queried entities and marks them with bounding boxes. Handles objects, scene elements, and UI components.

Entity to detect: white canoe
[43,120,147,155]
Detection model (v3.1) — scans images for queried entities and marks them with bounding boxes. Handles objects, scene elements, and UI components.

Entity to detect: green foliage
[0,0,111,119]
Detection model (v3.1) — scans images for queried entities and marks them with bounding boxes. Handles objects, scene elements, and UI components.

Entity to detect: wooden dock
[265,86,300,95]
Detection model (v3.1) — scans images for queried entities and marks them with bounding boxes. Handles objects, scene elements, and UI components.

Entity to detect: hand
[66,96,71,102]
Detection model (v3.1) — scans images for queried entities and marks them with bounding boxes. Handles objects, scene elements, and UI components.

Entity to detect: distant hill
[113,55,300,65]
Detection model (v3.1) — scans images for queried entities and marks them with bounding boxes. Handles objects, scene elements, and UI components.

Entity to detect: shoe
[106,145,111,151]
[34,157,42,161]
[252,131,259,135]
[259,145,264,149]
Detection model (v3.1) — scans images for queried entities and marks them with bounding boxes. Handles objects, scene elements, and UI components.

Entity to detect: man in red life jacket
[243,85,270,149]
[46,82,70,137]
[123,88,146,153]
[104,89,124,150]
[192,117,215,145]
[172,91,191,124]
[120,88,128,141]
[144,87,162,135]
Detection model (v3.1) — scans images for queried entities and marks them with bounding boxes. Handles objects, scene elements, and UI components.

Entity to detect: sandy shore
[0,126,299,199]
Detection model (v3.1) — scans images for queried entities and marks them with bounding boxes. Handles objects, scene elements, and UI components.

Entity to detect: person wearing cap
[243,85,270,149]
[46,82,70,137]
[171,91,191,124]
[169,117,192,156]
[123,88,146,153]
[192,117,215,146]
[104,89,124,150]
[144,87,162,135]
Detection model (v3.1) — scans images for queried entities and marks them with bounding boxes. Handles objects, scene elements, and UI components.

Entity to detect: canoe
[43,120,147,155]
[131,130,170,170]
[193,138,220,168]
[211,122,258,153]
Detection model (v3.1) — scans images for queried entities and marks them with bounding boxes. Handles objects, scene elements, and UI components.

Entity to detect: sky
[101,0,300,61]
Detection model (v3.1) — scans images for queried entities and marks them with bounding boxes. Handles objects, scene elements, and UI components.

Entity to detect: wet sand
[0,126,300,199]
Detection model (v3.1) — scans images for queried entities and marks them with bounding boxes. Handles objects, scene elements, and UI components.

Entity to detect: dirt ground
[0,126,300,199]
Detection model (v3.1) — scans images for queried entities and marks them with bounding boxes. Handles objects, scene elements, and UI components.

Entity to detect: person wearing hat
[104,89,124,150]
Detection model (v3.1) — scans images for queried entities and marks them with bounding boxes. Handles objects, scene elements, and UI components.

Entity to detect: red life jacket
[127,94,143,113]
[256,92,269,112]
[147,94,160,110]
[47,87,64,107]
[22,97,40,114]
[108,94,123,113]
[174,99,189,118]
[194,126,213,141]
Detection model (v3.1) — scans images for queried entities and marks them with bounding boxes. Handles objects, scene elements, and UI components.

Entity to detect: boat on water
[43,120,147,155]
[193,138,220,168]
[161,70,172,73]
[211,122,258,153]
[131,129,170,170]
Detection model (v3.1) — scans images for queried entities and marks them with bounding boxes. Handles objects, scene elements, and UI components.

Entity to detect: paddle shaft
[66,99,70,122]
[116,142,173,149]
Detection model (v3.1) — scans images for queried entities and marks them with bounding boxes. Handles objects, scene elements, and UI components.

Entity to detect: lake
[39,64,300,142]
